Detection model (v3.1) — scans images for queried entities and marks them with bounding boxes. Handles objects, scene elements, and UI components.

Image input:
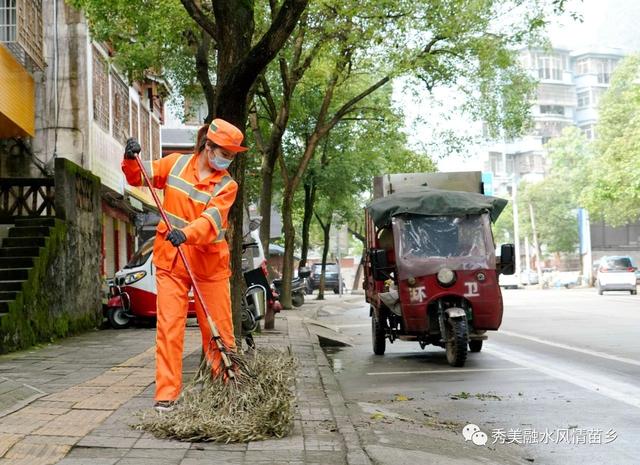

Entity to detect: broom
[133,153,250,382]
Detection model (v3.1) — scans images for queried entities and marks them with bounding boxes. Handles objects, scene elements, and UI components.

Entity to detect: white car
[596,256,637,295]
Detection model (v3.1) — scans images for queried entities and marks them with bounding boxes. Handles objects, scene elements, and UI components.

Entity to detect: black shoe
[153,400,176,413]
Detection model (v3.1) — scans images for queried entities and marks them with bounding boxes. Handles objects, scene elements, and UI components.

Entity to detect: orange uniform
[122,152,238,401]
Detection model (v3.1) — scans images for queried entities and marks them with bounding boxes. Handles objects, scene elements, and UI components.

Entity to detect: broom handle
[133,154,235,379]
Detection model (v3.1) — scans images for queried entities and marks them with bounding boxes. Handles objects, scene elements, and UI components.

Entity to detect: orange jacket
[122,153,238,280]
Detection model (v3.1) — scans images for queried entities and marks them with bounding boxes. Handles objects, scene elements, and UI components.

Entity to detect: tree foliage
[495,127,591,257]
[581,54,640,226]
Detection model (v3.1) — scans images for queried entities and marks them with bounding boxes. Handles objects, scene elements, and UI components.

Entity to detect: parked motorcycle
[241,240,282,347]
[272,267,311,307]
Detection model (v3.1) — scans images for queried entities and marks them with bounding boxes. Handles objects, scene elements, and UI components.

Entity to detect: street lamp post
[512,180,521,280]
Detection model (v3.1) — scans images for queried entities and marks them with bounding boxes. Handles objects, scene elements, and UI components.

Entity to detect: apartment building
[485,46,625,196]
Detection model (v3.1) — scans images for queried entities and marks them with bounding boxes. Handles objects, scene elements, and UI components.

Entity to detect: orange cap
[206,118,248,153]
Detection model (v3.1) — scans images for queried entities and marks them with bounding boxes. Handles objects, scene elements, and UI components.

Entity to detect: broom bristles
[134,347,296,443]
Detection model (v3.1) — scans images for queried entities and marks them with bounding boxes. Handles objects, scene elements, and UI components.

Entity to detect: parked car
[307,263,345,294]
[595,256,637,295]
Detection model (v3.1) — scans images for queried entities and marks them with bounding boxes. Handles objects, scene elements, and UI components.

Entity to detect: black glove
[166,229,187,247]
[124,138,141,159]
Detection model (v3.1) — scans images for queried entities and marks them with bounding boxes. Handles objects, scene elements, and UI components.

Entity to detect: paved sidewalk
[0,301,371,465]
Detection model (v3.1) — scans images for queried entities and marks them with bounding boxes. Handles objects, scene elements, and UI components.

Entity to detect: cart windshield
[124,238,154,269]
[392,213,495,279]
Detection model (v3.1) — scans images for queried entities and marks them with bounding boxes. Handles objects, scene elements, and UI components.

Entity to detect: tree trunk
[258,148,278,254]
[180,0,309,340]
[300,175,316,268]
[348,224,366,292]
[280,190,297,309]
[317,216,332,300]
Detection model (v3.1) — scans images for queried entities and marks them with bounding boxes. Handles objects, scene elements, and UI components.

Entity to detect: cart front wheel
[469,339,483,353]
[107,306,131,329]
[445,318,468,367]
[372,313,386,355]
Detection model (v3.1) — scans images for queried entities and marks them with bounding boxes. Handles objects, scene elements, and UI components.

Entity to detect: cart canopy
[366,187,508,228]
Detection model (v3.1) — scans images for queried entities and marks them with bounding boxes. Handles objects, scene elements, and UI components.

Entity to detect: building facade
[485,46,625,196]
[0,0,167,279]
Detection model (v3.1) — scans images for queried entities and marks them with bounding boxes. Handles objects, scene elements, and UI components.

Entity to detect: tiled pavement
[0,307,371,465]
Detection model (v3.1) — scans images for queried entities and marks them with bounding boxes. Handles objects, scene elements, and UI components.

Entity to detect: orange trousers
[154,260,235,401]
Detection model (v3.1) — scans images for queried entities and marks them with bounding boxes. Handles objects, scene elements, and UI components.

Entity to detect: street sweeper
[121,118,248,413]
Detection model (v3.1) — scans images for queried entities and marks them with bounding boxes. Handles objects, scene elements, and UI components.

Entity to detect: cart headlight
[437,268,456,287]
[124,271,146,285]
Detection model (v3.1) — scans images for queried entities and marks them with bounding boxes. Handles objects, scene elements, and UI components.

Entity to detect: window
[151,118,160,160]
[92,47,109,131]
[580,124,596,140]
[489,152,504,174]
[540,105,565,115]
[537,54,563,81]
[593,58,616,84]
[111,73,130,144]
[576,58,590,75]
[591,87,605,106]
[577,90,590,108]
[130,100,139,141]
[603,257,633,270]
[139,105,150,160]
[506,154,515,175]
[0,0,17,42]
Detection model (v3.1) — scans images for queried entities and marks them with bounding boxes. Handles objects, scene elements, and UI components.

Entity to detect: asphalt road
[318,288,640,465]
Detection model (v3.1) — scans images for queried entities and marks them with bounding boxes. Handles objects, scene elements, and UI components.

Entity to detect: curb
[299,316,372,465]
[310,337,372,465]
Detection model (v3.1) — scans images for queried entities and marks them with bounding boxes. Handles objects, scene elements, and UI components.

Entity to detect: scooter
[104,238,282,347]
[241,241,282,347]
[272,267,311,307]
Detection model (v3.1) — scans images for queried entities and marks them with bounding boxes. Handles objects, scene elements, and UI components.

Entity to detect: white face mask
[208,153,232,170]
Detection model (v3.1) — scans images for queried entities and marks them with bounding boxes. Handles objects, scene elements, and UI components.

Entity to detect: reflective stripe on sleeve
[214,228,226,243]
[202,206,223,235]
[165,211,188,229]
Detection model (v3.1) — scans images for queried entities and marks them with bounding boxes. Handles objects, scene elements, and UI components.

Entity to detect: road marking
[499,330,640,367]
[366,367,531,376]
[334,323,370,329]
[485,346,640,410]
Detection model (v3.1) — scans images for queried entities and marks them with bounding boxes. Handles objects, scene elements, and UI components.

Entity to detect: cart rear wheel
[469,339,483,353]
[445,318,468,367]
[372,313,386,355]
[107,306,131,329]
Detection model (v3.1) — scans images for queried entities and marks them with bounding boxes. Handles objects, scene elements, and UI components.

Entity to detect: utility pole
[512,181,521,279]
[529,203,543,284]
[336,224,342,298]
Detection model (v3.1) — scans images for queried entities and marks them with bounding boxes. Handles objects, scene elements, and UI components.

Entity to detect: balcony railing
[0,178,55,220]
[0,0,43,70]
